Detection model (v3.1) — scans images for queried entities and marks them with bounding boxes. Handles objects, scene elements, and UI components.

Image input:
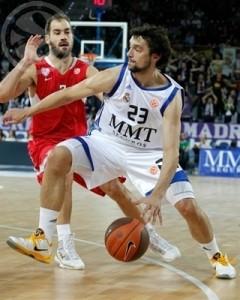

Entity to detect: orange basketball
[104,217,149,262]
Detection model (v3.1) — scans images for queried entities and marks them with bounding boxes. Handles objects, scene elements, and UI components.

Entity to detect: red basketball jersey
[30,57,88,141]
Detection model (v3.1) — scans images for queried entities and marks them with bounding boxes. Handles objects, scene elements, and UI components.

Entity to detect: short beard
[128,60,151,73]
[50,42,71,59]
[129,65,144,73]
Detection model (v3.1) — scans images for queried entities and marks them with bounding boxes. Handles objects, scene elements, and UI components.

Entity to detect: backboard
[71,21,128,69]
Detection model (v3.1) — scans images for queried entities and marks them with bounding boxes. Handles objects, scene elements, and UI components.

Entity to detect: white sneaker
[54,234,85,270]
[7,228,52,263]
[211,252,236,279]
[147,228,181,262]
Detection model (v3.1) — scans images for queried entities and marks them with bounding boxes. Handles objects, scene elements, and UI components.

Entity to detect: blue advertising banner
[199,148,240,177]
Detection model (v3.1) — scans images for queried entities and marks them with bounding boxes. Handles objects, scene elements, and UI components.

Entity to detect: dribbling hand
[134,194,163,225]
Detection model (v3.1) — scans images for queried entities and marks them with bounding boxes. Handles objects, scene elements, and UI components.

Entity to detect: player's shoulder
[74,57,89,68]
[35,57,47,68]
[101,64,124,77]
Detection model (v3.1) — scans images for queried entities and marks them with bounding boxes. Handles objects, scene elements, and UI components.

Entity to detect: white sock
[56,224,72,242]
[199,236,220,259]
[39,207,58,243]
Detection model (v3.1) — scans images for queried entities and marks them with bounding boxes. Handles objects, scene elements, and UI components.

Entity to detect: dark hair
[130,24,171,68]
[45,13,71,35]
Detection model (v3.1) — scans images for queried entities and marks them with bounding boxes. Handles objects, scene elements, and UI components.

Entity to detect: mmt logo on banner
[199,149,240,177]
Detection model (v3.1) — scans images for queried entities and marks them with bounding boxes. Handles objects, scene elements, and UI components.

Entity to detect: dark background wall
[0,141,32,166]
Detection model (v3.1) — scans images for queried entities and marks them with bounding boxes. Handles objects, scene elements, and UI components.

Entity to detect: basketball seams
[114,220,143,260]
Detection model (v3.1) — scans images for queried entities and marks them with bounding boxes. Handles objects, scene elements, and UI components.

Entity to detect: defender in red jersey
[0,14,181,269]
[30,57,88,141]
[28,57,88,184]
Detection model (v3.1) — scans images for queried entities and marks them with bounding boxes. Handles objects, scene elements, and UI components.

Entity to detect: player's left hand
[2,108,29,125]
[22,35,43,65]
[134,194,163,225]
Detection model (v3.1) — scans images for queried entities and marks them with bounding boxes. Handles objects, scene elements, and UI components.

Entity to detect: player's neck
[132,69,166,88]
[47,54,74,74]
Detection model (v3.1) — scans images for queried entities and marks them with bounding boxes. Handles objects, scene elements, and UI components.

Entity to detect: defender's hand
[3,108,30,124]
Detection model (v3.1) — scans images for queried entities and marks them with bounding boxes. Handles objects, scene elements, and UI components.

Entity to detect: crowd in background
[0,0,239,173]
[1,45,240,126]
[103,0,239,47]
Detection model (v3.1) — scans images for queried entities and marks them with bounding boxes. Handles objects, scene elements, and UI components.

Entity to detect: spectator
[0,128,5,141]
[224,89,236,123]
[201,88,218,122]
[236,91,240,123]
[211,71,227,120]
[230,140,238,148]
[5,128,17,141]
[179,132,190,170]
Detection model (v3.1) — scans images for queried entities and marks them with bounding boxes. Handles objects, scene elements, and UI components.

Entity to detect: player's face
[127,36,153,73]
[46,19,73,59]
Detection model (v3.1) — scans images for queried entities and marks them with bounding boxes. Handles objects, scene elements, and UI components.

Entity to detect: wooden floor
[0,173,239,300]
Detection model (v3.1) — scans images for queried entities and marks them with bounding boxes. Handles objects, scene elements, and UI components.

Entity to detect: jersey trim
[180,89,185,111]
[145,170,189,196]
[131,73,172,91]
[160,87,179,116]
[73,137,94,171]
[44,57,77,70]
[107,63,128,97]
[171,170,189,183]
[94,102,105,128]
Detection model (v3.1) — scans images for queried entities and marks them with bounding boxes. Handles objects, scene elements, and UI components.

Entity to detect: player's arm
[152,91,182,197]
[0,61,35,102]
[0,35,41,102]
[86,65,103,100]
[135,91,182,223]
[23,66,121,117]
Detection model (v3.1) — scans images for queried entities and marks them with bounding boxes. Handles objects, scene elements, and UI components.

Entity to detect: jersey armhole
[106,63,128,97]
[160,87,182,116]
[32,64,38,86]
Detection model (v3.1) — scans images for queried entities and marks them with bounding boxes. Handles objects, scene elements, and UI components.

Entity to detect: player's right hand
[22,35,43,65]
[3,108,29,125]
[134,193,163,225]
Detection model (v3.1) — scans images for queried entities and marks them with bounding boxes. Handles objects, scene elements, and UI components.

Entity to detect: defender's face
[127,36,152,73]
[46,19,73,59]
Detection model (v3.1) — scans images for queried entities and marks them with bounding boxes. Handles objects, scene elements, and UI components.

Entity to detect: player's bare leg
[57,174,73,225]
[175,198,236,279]
[55,173,85,270]
[100,180,144,222]
[100,179,181,262]
[7,146,71,263]
[7,146,180,264]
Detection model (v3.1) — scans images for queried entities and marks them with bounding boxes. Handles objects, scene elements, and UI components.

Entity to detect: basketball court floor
[0,172,239,300]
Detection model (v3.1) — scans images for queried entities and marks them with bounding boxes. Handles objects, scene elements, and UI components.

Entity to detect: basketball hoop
[80,53,97,66]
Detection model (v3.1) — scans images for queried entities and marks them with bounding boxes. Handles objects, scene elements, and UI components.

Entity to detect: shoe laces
[212,252,229,266]
[35,228,44,236]
[63,234,80,260]
[30,228,44,241]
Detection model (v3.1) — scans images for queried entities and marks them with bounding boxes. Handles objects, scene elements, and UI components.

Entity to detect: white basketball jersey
[94,64,183,149]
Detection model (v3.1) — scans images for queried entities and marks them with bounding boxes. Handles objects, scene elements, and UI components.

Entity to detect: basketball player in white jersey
[0,15,180,269]
[3,24,236,279]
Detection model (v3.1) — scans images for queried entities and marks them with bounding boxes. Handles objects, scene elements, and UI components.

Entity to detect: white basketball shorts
[57,130,195,206]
